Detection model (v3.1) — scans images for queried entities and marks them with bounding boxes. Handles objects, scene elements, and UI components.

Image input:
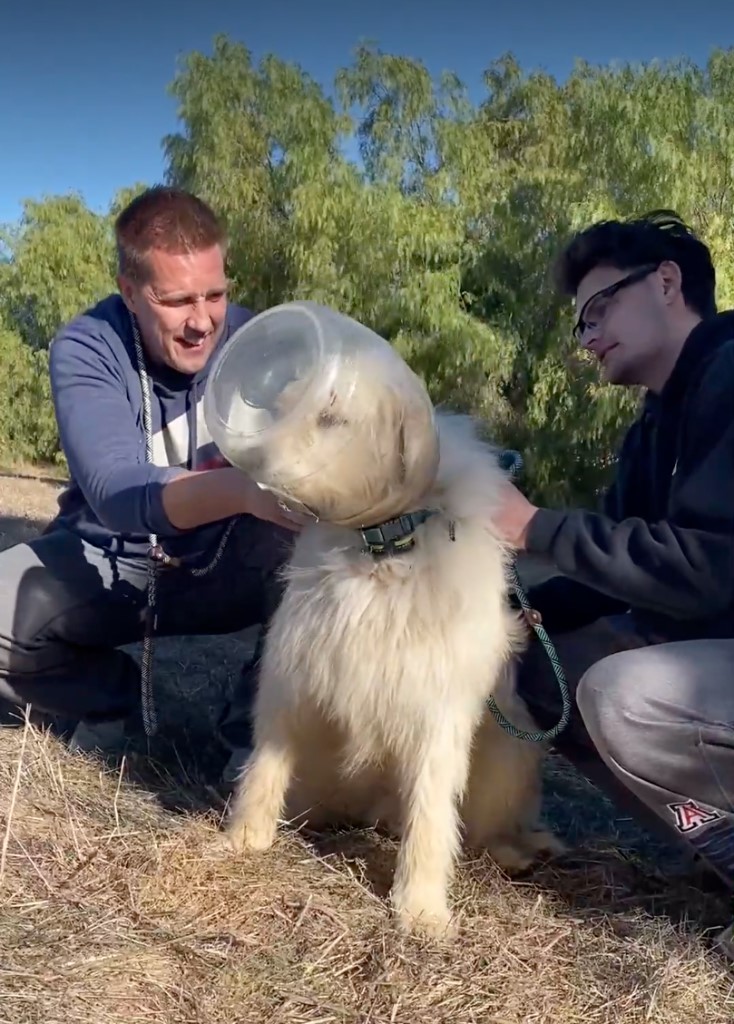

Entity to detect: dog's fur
[225,354,561,937]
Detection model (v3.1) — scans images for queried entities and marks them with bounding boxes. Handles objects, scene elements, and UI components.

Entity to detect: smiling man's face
[118,244,229,375]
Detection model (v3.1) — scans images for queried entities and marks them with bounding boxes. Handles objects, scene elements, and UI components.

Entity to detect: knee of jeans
[9,563,74,643]
[0,638,63,678]
[1,575,90,677]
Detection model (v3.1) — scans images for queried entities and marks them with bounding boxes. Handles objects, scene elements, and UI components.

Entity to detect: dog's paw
[226,818,277,853]
[486,828,567,875]
[390,889,457,940]
[521,827,567,860]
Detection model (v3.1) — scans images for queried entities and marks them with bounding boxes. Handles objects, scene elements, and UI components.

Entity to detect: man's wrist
[516,506,541,550]
[524,507,567,556]
[161,466,256,530]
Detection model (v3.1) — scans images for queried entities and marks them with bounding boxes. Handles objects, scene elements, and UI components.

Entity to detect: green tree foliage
[0,194,116,351]
[0,328,59,464]
[0,189,136,467]
[3,39,734,502]
[163,36,349,313]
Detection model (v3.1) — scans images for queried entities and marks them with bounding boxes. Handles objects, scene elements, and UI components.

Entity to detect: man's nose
[580,323,602,351]
[187,299,212,334]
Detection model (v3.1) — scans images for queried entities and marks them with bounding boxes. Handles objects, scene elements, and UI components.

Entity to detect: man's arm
[50,320,299,537]
[511,431,635,632]
[519,476,629,631]
[159,467,303,532]
[523,351,734,620]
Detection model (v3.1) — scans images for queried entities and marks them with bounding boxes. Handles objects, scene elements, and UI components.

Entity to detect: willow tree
[146,41,734,502]
[0,194,116,351]
[164,40,517,451]
[0,328,58,464]
[451,49,734,502]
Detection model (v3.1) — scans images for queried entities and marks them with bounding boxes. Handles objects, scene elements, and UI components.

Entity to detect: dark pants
[0,517,293,748]
[517,614,734,889]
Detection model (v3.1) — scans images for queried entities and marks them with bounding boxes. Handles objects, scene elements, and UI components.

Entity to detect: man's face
[118,244,228,375]
[573,262,668,386]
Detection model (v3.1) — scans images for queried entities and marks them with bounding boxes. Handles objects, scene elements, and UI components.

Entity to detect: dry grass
[1,474,733,1024]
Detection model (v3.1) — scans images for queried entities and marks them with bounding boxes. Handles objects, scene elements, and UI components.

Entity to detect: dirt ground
[1,474,733,1024]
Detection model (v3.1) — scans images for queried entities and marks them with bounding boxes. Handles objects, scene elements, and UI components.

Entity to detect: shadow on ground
[0,513,50,548]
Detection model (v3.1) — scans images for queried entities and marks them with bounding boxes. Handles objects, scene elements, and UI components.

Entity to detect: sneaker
[221,745,253,788]
[714,921,734,963]
[68,718,129,755]
[0,700,75,738]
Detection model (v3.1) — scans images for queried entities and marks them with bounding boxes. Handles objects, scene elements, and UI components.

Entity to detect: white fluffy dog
[224,347,561,937]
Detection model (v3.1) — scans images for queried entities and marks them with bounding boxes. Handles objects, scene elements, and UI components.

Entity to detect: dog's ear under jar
[203,300,440,527]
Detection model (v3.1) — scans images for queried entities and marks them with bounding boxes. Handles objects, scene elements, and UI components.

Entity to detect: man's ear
[658,260,684,306]
[117,273,137,313]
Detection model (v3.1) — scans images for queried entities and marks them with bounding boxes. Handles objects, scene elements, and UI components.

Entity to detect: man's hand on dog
[245,480,311,533]
[204,455,310,533]
[490,481,539,550]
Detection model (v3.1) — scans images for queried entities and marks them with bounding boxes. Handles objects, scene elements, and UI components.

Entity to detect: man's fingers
[276,513,304,533]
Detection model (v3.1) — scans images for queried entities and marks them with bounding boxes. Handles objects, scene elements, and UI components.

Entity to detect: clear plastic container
[203,300,439,526]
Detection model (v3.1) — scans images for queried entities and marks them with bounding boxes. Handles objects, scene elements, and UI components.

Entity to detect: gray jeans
[517,616,734,887]
[0,517,293,747]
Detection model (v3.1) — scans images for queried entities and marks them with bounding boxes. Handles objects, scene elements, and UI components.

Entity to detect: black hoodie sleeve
[524,346,734,621]
[520,474,629,632]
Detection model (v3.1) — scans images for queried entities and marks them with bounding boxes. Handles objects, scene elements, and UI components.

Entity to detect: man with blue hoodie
[0,186,303,782]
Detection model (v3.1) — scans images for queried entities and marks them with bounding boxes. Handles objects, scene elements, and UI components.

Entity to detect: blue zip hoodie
[48,293,255,563]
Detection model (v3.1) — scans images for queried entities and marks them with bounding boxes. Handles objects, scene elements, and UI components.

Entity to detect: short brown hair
[115,186,227,281]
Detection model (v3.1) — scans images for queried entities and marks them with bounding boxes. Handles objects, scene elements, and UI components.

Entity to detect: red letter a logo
[668,799,723,834]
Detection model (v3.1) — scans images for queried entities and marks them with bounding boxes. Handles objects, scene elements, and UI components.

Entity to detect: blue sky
[1,0,731,225]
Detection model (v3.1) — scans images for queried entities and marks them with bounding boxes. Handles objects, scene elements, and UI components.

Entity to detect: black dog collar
[359,509,441,558]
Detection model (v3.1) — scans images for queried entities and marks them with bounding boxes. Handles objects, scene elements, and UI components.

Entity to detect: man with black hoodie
[491,211,734,947]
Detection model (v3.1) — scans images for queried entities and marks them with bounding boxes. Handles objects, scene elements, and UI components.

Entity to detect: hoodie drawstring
[130,313,238,737]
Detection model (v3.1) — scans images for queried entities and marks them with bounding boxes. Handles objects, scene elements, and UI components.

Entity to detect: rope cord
[131,313,238,737]
[486,450,571,743]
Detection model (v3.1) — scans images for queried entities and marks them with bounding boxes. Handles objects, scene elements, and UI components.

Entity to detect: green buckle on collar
[359,509,438,558]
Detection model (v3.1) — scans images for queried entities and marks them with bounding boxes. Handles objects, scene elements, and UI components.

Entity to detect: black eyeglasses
[573,263,660,342]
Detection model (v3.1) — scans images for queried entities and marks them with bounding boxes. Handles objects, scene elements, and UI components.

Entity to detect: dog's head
[260,350,440,527]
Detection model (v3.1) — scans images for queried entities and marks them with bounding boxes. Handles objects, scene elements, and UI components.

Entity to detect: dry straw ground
[1,473,733,1024]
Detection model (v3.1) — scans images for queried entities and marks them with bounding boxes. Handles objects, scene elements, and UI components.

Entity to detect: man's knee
[0,555,92,675]
[576,643,709,784]
[0,533,143,717]
[577,641,734,884]
[516,616,648,747]
[0,541,56,670]
[5,527,145,640]
[577,647,650,761]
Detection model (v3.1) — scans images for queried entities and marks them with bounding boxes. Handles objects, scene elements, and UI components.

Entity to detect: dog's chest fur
[263,419,524,764]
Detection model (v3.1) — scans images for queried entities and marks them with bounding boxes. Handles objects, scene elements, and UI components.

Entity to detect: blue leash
[485,451,571,744]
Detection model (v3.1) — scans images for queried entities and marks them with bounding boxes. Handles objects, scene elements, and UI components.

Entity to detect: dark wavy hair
[554,209,717,318]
